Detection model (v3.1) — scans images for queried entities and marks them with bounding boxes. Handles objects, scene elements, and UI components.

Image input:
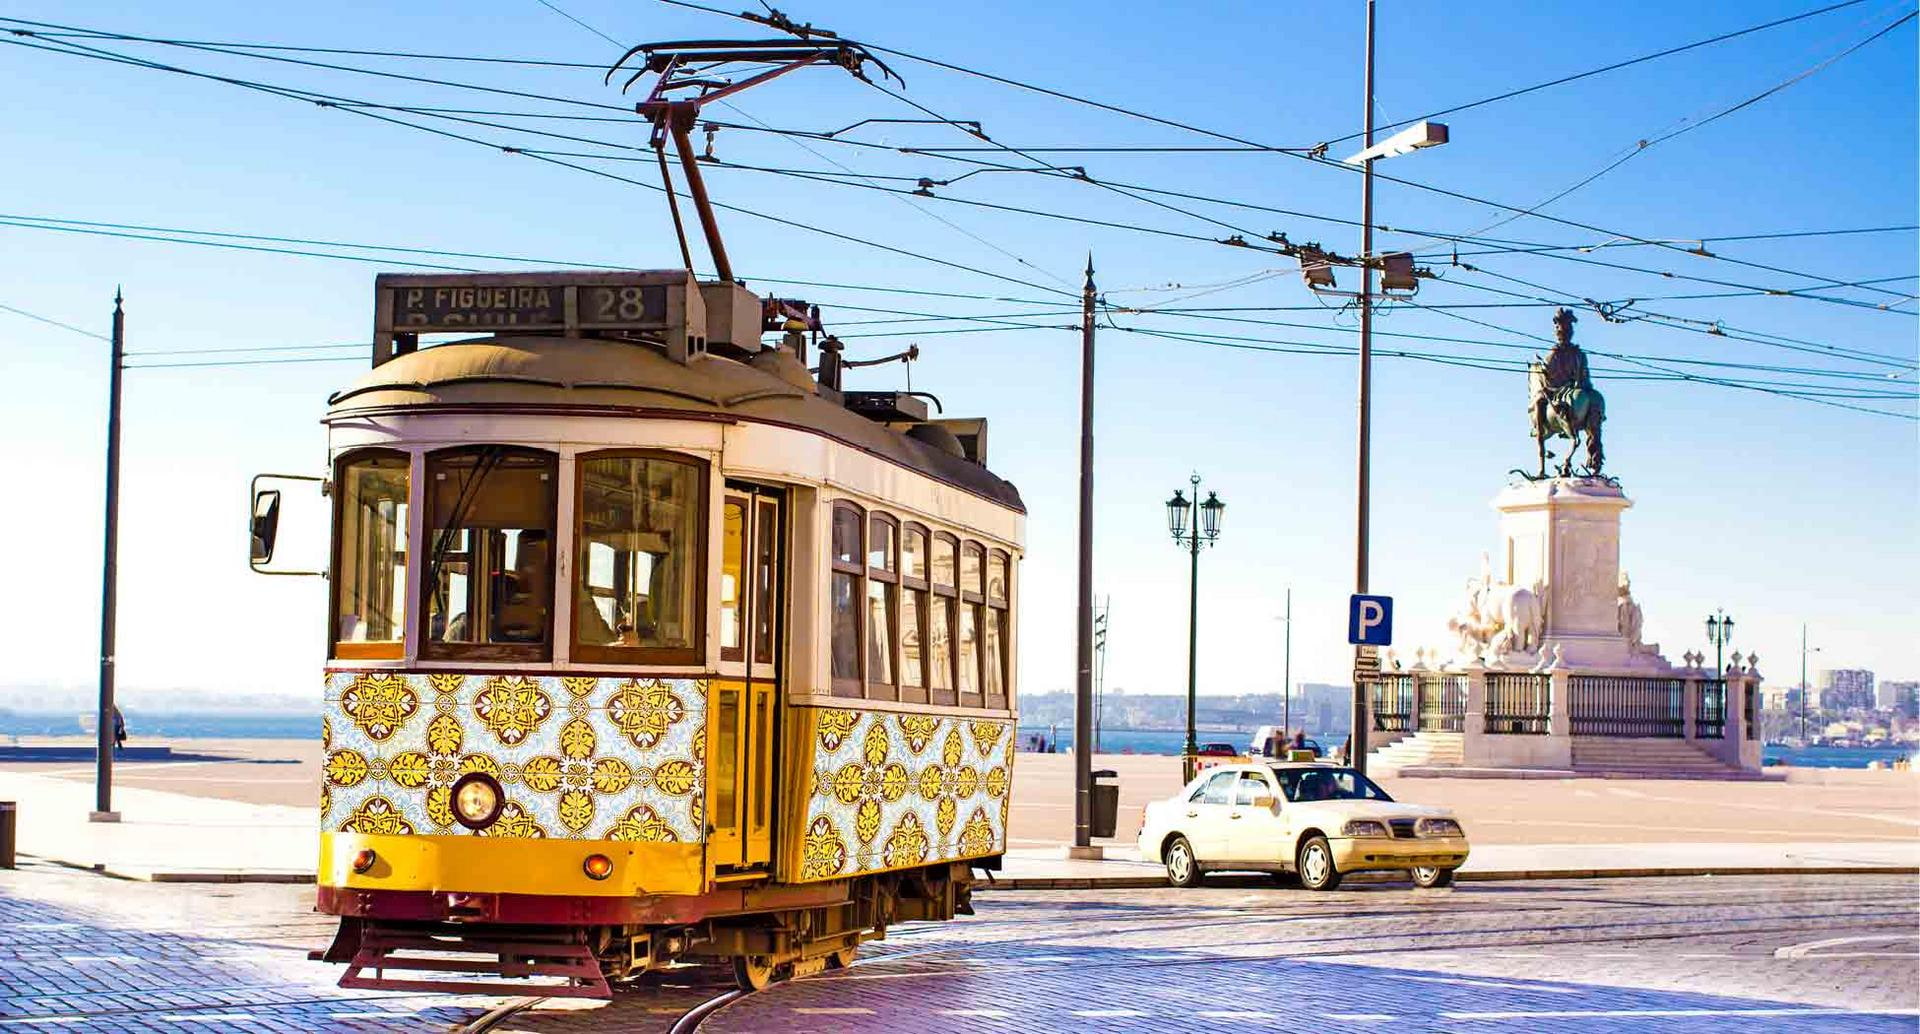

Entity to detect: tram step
[338,925,612,1000]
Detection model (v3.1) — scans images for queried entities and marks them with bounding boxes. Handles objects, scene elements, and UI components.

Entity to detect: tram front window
[574,453,705,664]
[333,450,408,659]
[422,447,556,658]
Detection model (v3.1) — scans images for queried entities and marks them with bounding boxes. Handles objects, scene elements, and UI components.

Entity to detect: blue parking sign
[1348,594,1393,646]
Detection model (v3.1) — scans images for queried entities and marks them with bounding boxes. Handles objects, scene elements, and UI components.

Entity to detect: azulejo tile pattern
[799,708,1013,882]
[323,670,706,842]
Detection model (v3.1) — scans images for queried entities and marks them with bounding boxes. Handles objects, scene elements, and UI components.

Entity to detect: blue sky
[1,0,1914,705]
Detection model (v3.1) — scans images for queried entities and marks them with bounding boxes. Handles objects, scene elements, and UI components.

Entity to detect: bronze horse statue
[1529,361,1605,478]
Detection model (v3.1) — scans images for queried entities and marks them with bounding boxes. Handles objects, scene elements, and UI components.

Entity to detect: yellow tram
[258,269,1022,995]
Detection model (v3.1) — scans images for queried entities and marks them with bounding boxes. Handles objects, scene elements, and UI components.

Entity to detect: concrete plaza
[1,738,1917,881]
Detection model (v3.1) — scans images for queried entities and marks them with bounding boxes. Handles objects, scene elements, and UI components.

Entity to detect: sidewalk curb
[26,853,316,884]
[979,865,1920,890]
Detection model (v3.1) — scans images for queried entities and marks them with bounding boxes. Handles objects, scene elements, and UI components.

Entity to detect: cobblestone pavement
[2,866,1914,1032]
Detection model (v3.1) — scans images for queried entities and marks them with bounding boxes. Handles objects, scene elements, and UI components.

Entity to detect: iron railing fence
[1418,674,1467,732]
[1571,675,1684,738]
[1696,678,1726,739]
[1370,675,1414,732]
[1485,673,1550,734]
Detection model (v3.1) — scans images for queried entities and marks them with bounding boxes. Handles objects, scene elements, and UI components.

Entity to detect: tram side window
[829,502,864,696]
[332,450,409,659]
[985,550,1011,709]
[574,452,705,665]
[898,524,929,705]
[867,515,898,700]
[928,533,958,706]
[421,447,556,660]
[957,542,985,708]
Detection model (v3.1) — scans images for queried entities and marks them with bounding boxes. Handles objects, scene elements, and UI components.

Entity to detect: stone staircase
[1570,737,1750,778]
[1368,731,1464,770]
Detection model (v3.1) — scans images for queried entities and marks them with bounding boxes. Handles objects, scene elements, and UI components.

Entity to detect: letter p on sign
[1348,594,1394,646]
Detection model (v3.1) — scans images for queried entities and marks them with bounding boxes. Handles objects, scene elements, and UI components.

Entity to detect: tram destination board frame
[372,269,709,365]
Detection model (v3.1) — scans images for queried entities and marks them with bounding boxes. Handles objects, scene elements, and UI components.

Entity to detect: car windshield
[1270,767,1393,803]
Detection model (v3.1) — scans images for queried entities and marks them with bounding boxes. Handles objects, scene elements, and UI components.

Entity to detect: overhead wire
[1459,7,1918,237]
[654,0,1915,307]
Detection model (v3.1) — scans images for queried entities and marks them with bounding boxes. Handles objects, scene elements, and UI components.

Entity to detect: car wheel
[1410,865,1455,889]
[1297,835,1343,892]
[1164,836,1203,888]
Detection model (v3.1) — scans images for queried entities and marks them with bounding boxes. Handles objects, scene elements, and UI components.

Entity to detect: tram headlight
[1341,819,1390,838]
[582,854,614,881]
[451,772,504,830]
[351,848,378,874]
[1417,818,1463,838]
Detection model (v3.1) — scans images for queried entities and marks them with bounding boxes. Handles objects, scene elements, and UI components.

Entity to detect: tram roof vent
[843,391,929,424]
[371,270,759,366]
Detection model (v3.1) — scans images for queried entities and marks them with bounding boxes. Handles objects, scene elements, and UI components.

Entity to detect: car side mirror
[1251,794,1276,810]
[250,489,282,563]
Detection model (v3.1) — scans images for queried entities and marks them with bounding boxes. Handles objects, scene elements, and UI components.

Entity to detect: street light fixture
[1342,120,1449,164]
[1705,609,1735,677]
[1167,473,1224,782]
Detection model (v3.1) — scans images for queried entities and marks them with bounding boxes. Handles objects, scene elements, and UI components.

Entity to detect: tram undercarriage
[315,860,981,996]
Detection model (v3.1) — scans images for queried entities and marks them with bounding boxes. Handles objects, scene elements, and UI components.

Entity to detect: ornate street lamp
[1706,609,1735,678]
[1168,473,1225,782]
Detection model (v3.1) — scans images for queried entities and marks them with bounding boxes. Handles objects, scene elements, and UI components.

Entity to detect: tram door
[710,484,782,872]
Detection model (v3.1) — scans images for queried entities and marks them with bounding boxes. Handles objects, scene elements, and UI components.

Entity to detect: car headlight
[451,772,504,830]
[1341,819,1390,838]
[1417,818,1463,838]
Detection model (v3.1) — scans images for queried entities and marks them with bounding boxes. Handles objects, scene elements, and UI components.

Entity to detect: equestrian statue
[1527,307,1606,478]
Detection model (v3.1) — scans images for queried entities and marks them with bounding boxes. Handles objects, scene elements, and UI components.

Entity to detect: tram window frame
[829,501,865,697]
[571,449,709,668]
[417,445,558,663]
[985,548,1012,710]
[897,523,930,705]
[927,532,960,707]
[865,513,899,701]
[957,541,986,708]
[330,447,410,661]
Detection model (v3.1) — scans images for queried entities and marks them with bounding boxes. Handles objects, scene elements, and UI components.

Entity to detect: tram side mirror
[248,472,327,576]
[250,489,282,564]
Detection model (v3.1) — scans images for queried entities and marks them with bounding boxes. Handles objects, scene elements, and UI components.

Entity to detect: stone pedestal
[1492,478,1664,671]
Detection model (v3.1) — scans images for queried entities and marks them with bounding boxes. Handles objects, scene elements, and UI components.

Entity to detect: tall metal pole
[1072,256,1097,848]
[1282,587,1293,738]
[93,289,125,822]
[1184,474,1201,783]
[1799,623,1808,744]
[1350,0,1378,776]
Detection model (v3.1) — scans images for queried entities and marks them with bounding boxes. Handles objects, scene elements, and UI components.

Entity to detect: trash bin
[1089,770,1119,839]
[0,801,16,869]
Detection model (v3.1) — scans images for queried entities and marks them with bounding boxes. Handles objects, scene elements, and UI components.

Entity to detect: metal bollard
[0,801,15,868]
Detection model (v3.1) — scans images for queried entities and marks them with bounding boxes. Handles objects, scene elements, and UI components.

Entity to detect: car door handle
[1185,811,1199,818]
[1228,813,1241,819]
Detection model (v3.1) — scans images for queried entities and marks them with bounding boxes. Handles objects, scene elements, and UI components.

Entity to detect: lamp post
[1341,0,1449,777]
[1706,609,1735,678]
[1167,474,1224,783]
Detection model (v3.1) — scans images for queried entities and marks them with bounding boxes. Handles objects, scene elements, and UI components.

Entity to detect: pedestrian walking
[112,706,127,756]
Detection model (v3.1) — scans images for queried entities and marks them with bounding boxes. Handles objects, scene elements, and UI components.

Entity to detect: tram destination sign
[385,281,669,334]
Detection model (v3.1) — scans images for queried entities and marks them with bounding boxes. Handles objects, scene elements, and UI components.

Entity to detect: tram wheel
[731,955,779,992]
[824,946,858,970]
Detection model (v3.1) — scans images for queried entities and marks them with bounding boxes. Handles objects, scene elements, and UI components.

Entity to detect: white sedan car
[1137,762,1469,891]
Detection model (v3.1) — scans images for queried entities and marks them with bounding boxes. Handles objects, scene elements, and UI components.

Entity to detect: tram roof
[324,334,1024,512]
